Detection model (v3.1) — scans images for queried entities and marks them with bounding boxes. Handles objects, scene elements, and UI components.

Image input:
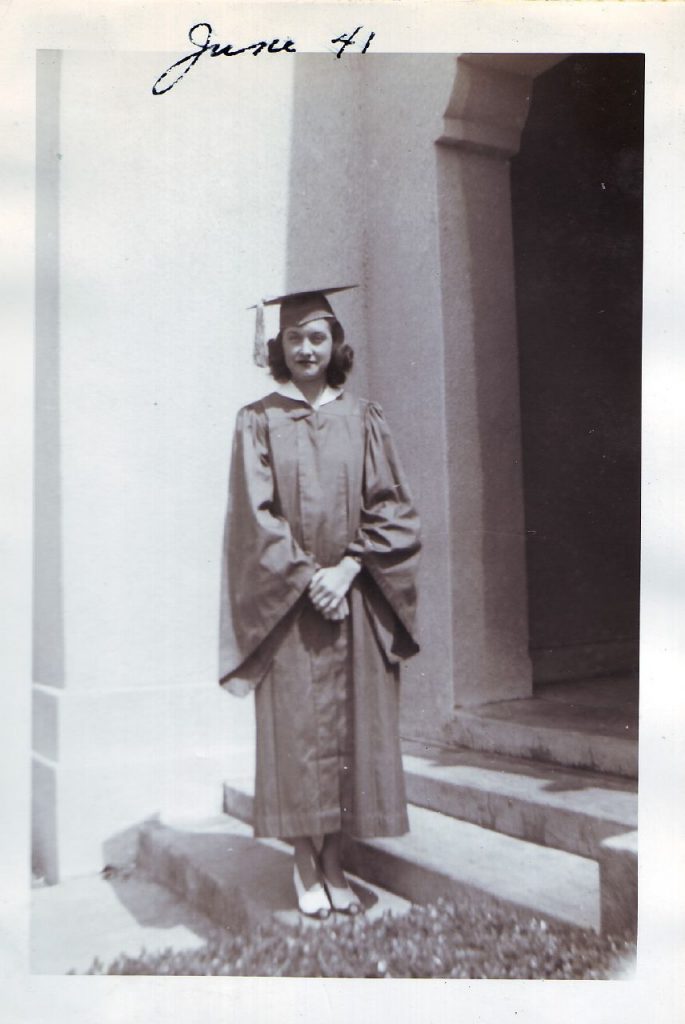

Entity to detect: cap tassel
[253,301,267,368]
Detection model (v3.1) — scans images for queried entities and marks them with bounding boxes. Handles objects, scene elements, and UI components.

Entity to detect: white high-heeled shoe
[293,863,332,920]
[320,870,363,916]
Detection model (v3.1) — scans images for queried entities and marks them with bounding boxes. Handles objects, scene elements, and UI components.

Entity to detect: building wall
[34,49,300,878]
[285,57,369,390]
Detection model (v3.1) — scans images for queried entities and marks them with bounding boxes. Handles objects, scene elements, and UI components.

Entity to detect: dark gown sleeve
[346,401,421,662]
[218,403,318,695]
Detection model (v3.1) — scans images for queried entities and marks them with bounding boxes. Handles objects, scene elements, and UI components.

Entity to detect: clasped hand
[308,558,361,621]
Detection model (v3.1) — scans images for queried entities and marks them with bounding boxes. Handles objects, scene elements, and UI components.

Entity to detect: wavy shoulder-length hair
[267,318,354,387]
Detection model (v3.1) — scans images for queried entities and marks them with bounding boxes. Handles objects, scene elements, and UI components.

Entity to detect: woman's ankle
[292,837,320,889]
[320,832,347,887]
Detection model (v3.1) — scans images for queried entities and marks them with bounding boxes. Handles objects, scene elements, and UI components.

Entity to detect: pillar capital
[438,54,565,159]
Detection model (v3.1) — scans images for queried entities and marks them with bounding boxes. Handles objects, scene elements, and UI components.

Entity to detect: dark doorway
[511,54,643,686]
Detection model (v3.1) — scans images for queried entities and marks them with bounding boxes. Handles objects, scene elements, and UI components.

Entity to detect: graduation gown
[218,388,421,838]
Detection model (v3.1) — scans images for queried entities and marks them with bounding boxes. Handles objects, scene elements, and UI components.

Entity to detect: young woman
[219,287,421,919]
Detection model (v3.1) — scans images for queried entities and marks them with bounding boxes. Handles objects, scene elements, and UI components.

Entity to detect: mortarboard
[250,285,358,367]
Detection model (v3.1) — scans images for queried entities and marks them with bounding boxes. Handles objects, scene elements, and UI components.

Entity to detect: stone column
[434,55,563,706]
[360,55,563,719]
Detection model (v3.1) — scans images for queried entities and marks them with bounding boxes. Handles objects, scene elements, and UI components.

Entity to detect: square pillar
[434,56,545,706]
[360,56,554,714]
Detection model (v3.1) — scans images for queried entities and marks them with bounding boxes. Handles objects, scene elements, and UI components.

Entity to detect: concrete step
[443,699,637,778]
[598,830,638,936]
[401,744,637,859]
[222,779,600,932]
[136,814,412,932]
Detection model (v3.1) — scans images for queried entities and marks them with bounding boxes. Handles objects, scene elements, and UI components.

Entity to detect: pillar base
[32,682,254,882]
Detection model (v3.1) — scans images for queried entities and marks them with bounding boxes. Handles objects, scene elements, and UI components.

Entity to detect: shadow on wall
[284,54,369,393]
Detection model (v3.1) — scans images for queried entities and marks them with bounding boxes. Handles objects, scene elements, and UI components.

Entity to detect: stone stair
[444,702,637,778]
[136,813,412,932]
[401,742,636,859]
[221,743,637,938]
[441,678,639,779]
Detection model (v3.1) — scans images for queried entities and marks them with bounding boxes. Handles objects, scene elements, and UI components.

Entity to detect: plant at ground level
[79,897,635,979]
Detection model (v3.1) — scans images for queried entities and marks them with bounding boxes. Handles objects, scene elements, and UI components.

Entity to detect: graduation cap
[250,286,358,367]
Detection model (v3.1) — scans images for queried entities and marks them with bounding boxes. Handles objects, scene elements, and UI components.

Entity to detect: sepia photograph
[2,1,685,1021]
[30,45,641,979]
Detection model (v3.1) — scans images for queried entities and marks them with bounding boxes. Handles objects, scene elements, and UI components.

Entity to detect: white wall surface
[34,49,307,876]
[54,51,296,690]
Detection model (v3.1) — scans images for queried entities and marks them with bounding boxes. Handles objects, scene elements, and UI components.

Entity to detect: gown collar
[274,380,343,410]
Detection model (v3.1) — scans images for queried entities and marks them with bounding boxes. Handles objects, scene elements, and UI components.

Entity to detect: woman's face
[282,318,334,386]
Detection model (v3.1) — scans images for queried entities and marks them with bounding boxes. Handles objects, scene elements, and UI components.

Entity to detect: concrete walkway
[31,871,221,975]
